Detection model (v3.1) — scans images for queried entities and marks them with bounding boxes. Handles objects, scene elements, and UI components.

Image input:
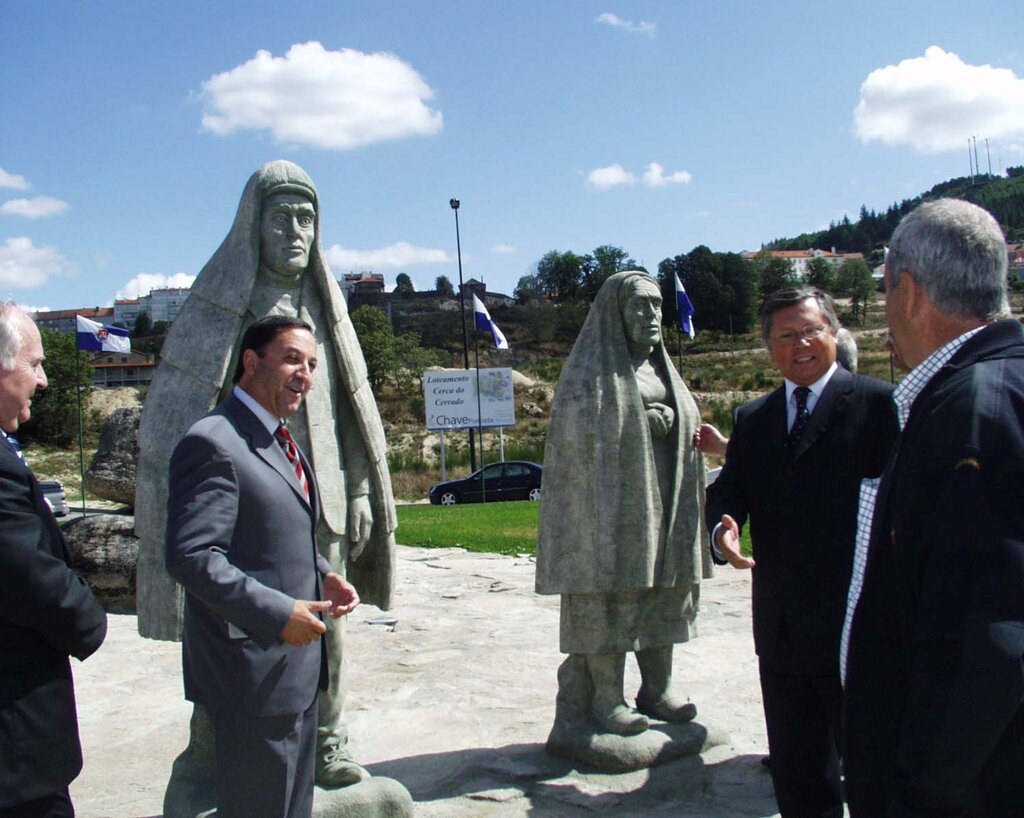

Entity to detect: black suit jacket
[166,395,333,719]
[844,320,1024,817]
[0,445,107,808]
[706,367,897,671]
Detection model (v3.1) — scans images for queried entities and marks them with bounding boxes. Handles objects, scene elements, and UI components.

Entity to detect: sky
[2,0,1023,313]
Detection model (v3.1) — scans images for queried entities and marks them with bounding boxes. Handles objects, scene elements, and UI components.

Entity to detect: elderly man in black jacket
[843,198,1024,817]
[0,302,107,818]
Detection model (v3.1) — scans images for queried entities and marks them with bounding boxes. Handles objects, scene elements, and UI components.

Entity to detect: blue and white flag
[472,294,509,350]
[674,275,696,339]
[76,315,131,353]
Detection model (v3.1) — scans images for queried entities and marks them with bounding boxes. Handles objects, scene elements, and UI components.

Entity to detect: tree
[132,311,152,338]
[719,251,758,334]
[392,332,445,397]
[513,274,541,304]
[434,275,455,298]
[394,273,415,294]
[350,304,445,395]
[350,305,396,391]
[581,245,639,300]
[535,250,585,302]
[751,251,797,305]
[805,256,837,293]
[838,258,875,323]
[19,326,92,447]
[659,246,758,334]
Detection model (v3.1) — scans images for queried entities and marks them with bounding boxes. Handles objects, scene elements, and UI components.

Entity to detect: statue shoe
[592,704,650,736]
[635,694,697,723]
[316,740,371,789]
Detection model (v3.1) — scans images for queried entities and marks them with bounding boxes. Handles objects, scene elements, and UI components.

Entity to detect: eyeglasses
[772,324,829,346]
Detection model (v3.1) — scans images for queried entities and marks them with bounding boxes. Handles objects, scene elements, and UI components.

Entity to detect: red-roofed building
[741,249,865,281]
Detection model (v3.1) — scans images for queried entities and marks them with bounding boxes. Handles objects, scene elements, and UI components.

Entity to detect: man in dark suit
[706,287,897,818]
[166,315,360,818]
[843,199,1024,817]
[0,302,107,818]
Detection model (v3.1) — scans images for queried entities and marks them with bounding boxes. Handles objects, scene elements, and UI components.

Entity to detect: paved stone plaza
[72,545,785,817]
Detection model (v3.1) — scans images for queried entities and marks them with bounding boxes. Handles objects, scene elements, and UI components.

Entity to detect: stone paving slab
[71,545,784,817]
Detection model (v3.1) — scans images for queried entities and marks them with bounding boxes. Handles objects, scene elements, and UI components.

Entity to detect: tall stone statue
[536,271,712,767]
[135,161,400,810]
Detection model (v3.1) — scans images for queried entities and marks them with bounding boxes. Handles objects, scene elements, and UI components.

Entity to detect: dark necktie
[274,424,309,502]
[788,386,812,447]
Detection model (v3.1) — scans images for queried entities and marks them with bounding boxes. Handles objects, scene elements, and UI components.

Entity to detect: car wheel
[440,491,459,505]
[528,487,541,501]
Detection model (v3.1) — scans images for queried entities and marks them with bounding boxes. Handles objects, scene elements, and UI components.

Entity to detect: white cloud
[595,12,656,37]
[586,164,637,190]
[854,46,1024,153]
[642,162,693,187]
[491,243,516,254]
[0,168,30,191]
[200,41,443,151]
[115,272,196,300]
[0,237,74,289]
[19,304,52,315]
[324,241,451,271]
[0,196,69,219]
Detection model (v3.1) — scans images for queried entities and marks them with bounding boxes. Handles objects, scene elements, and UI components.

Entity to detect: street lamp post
[450,198,477,471]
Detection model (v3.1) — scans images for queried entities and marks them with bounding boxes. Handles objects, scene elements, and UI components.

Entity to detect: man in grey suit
[166,315,360,818]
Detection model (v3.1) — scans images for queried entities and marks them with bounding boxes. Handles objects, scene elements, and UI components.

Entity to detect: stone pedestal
[544,654,727,772]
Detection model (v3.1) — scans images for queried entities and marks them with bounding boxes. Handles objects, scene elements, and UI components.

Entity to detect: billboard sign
[424,368,515,431]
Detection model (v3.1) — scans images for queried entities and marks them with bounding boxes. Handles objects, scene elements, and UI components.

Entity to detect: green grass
[396,500,540,555]
[396,499,753,559]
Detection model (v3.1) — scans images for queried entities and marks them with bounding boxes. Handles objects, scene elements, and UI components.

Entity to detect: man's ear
[241,348,258,377]
[901,270,925,318]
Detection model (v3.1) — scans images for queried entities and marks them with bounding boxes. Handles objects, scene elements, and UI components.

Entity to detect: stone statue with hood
[135,161,400,809]
[536,271,713,769]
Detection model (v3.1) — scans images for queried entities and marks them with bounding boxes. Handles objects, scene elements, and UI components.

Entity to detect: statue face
[260,193,316,278]
[622,278,663,352]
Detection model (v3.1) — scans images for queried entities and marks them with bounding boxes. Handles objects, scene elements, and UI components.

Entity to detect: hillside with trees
[767,168,1024,255]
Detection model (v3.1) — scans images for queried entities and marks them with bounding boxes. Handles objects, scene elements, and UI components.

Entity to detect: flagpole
[450,198,476,472]
[72,314,131,516]
[74,343,86,515]
[473,320,486,503]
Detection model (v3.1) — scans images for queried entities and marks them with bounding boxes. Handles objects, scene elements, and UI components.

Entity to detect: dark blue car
[428,460,542,505]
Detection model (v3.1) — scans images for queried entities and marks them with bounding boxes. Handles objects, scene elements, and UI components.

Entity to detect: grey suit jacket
[165,394,332,718]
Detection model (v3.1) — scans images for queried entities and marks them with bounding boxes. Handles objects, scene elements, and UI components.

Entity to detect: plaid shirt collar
[892,326,985,429]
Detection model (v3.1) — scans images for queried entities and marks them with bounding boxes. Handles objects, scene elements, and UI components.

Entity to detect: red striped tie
[274,424,309,502]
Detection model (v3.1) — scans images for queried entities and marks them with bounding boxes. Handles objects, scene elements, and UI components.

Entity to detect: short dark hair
[232,315,313,383]
[760,287,840,346]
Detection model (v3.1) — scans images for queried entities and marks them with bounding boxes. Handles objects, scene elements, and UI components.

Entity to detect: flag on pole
[472,294,509,349]
[674,275,696,339]
[76,315,131,353]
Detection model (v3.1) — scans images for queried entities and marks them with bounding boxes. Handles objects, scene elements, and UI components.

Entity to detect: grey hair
[0,301,27,371]
[836,327,858,372]
[886,198,1009,321]
[760,287,840,346]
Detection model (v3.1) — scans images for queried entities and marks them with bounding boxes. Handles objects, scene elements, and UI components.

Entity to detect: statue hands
[645,403,675,439]
[347,495,373,561]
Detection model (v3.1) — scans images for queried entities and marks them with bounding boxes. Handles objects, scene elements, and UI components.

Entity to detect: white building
[742,249,865,281]
[113,286,191,328]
